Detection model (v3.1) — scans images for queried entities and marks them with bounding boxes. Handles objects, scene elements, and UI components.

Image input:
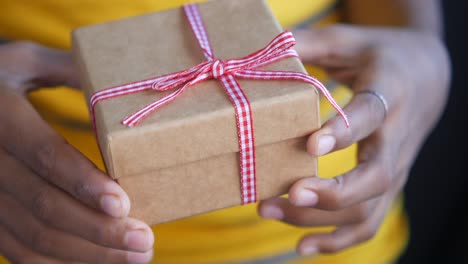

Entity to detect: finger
[0,225,84,264]
[326,67,361,86]
[288,140,392,211]
[35,45,81,89]
[296,27,392,157]
[293,26,370,63]
[296,192,392,256]
[0,149,154,252]
[258,197,378,227]
[0,191,153,264]
[0,42,79,93]
[306,90,387,156]
[0,93,130,218]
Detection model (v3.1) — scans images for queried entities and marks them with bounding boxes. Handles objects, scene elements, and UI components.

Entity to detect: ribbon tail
[121,73,211,127]
[236,70,350,127]
[121,86,187,127]
[90,83,155,130]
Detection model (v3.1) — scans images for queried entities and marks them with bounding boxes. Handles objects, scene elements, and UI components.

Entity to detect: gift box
[72,0,346,225]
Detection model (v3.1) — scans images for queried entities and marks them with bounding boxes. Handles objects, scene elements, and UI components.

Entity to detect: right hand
[0,42,154,263]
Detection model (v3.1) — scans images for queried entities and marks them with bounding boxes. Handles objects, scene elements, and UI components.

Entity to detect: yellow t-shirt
[0,1,408,263]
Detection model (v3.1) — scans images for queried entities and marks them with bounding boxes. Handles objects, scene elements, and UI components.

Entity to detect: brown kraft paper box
[72,0,321,225]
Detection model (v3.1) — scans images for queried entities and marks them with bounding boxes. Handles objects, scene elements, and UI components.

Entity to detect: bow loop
[150,61,212,91]
[224,31,296,72]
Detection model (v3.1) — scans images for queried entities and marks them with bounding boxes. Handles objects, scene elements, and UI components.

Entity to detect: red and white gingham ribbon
[90,3,349,205]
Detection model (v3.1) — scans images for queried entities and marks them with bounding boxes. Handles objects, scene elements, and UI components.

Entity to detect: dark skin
[0,43,153,263]
[259,26,450,255]
[0,0,450,263]
[259,0,450,255]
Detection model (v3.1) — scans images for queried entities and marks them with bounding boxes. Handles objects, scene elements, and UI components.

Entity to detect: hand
[258,26,450,255]
[0,42,154,263]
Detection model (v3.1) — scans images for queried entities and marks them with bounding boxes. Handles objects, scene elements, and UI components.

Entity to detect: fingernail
[301,246,318,256]
[128,250,153,264]
[100,194,123,218]
[294,189,318,207]
[261,205,284,220]
[125,229,154,251]
[317,135,335,156]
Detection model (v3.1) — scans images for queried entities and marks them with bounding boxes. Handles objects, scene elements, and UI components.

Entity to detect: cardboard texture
[73,0,321,225]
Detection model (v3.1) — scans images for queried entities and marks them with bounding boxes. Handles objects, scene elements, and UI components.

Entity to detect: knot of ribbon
[90,3,349,205]
[211,60,225,78]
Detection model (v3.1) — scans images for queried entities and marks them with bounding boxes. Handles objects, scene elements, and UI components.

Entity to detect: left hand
[258,26,450,255]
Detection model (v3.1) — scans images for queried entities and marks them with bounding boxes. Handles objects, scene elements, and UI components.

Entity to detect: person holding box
[0,0,449,263]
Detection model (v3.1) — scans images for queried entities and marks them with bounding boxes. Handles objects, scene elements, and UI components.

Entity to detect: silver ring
[356,90,389,119]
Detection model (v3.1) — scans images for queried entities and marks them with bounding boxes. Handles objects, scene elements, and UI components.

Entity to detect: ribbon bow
[90,4,349,204]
